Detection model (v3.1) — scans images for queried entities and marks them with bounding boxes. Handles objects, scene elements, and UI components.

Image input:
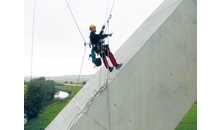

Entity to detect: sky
[24,0,164,77]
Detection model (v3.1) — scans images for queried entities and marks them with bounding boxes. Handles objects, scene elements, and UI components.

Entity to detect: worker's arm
[99,30,104,35]
[98,25,105,35]
[94,33,108,40]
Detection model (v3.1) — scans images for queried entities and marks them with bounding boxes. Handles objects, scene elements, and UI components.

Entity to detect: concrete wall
[46,0,197,129]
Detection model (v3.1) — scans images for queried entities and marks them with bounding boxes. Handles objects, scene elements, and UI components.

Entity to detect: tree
[24,77,56,119]
[24,80,44,118]
[45,80,56,100]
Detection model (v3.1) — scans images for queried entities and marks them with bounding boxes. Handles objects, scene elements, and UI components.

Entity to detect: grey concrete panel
[46,0,197,130]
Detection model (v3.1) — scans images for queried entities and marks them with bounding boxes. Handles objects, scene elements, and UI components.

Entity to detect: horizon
[24,75,94,82]
[24,74,94,78]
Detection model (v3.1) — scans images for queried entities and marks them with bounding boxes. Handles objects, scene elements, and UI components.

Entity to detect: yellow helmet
[89,25,96,30]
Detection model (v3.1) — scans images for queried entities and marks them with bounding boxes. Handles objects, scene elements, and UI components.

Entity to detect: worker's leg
[101,54,110,69]
[104,45,123,69]
[108,52,117,66]
[104,45,117,66]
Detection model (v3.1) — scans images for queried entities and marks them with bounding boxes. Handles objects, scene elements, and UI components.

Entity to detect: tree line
[24,77,56,119]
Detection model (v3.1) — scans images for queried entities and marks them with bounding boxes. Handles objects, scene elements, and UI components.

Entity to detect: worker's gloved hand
[108,33,113,37]
[102,25,105,30]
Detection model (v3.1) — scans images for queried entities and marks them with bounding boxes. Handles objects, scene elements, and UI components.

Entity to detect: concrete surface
[45,0,197,129]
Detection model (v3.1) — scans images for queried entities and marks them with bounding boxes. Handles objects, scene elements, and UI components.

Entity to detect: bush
[24,77,56,119]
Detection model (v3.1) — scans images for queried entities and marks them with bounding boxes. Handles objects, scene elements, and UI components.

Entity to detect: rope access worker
[89,24,122,72]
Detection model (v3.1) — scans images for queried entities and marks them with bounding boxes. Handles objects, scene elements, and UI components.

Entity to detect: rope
[101,10,112,129]
[30,0,37,80]
[106,79,111,130]
[76,46,87,87]
[67,78,112,130]
[109,0,116,16]
[65,0,87,86]
[105,20,112,130]
[103,1,116,129]
[65,0,86,43]
[104,0,116,28]
[104,0,110,24]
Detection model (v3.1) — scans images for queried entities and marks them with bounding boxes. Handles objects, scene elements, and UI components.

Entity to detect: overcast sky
[24,0,164,77]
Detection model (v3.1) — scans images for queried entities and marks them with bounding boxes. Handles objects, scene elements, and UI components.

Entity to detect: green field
[175,102,197,130]
[24,85,82,130]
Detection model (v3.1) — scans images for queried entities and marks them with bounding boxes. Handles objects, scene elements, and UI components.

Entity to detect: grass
[24,85,82,130]
[55,84,82,92]
[175,102,197,130]
[24,85,27,94]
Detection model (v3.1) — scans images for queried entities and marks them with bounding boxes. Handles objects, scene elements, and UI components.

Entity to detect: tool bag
[89,48,102,67]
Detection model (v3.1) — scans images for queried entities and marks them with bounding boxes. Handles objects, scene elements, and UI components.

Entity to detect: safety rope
[104,0,110,24]
[67,78,112,130]
[65,0,87,86]
[105,19,112,130]
[65,0,86,43]
[98,4,115,129]
[102,1,117,129]
[104,0,116,29]
[105,2,113,128]
[30,0,37,80]
[76,46,87,87]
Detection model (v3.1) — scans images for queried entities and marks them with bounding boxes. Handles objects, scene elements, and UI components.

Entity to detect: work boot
[109,67,114,72]
[115,63,122,69]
